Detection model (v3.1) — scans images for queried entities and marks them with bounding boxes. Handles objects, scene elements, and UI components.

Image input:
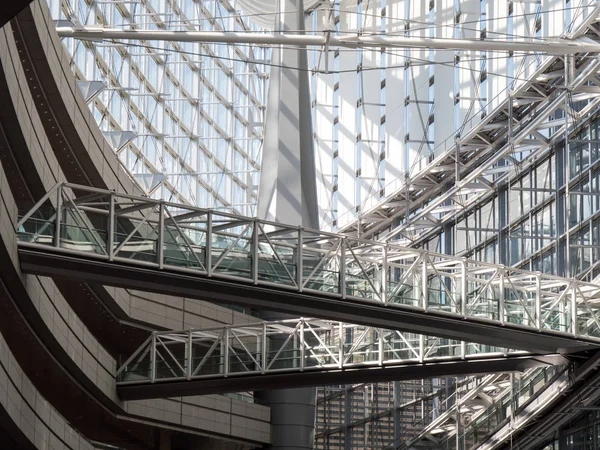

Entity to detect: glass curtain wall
[48,0,269,216]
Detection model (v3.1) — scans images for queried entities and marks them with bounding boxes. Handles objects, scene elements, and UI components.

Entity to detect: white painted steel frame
[116,318,558,387]
[336,8,600,243]
[55,26,600,54]
[51,0,267,216]
[400,365,569,450]
[15,182,600,345]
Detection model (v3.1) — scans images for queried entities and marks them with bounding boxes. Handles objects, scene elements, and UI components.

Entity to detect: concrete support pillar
[257,388,317,450]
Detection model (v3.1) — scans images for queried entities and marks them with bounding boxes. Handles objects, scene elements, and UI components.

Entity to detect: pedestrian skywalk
[15,183,600,354]
[115,318,567,400]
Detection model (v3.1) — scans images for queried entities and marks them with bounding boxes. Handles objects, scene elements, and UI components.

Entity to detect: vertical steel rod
[108,193,115,261]
[206,211,212,277]
[224,327,230,377]
[338,322,344,368]
[299,319,305,371]
[340,239,346,298]
[252,219,259,284]
[461,262,467,318]
[499,269,505,325]
[262,322,267,374]
[422,257,429,310]
[297,227,304,291]
[187,330,193,380]
[158,202,164,269]
[382,245,388,304]
[150,332,157,383]
[54,186,62,248]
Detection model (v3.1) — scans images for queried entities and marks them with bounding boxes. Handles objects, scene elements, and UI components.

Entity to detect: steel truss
[397,363,573,450]
[14,183,600,352]
[55,26,600,54]
[337,8,600,245]
[114,317,566,399]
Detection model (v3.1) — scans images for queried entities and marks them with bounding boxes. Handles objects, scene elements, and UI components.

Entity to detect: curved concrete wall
[0,132,93,450]
[0,0,271,447]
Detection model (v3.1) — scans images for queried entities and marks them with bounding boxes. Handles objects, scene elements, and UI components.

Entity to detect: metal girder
[115,318,567,400]
[338,10,600,244]
[54,25,600,54]
[15,183,600,353]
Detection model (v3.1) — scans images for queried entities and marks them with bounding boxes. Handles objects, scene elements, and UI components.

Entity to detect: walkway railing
[15,183,600,345]
[115,318,563,391]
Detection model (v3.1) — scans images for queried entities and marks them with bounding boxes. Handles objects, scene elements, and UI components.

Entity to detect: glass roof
[50,0,270,216]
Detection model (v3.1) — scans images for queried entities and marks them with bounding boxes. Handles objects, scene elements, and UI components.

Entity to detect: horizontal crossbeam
[55,25,600,54]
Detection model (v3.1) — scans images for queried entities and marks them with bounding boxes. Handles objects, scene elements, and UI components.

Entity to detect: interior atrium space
[2,0,600,449]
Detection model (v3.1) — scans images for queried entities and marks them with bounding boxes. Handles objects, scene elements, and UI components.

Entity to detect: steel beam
[117,354,567,400]
[54,26,600,54]
[17,248,600,354]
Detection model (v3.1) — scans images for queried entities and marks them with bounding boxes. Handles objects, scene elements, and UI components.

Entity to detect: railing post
[572,286,578,337]
[340,239,346,298]
[461,262,467,318]
[158,202,164,269]
[223,327,230,377]
[108,193,115,261]
[299,319,305,371]
[499,269,505,325]
[252,219,258,284]
[536,273,542,331]
[378,329,384,366]
[422,256,428,310]
[206,211,212,277]
[297,228,303,292]
[338,322,344,368]
[381,245,388,304]
[150,332,157,383]
[54,186,62,248]
[262,322,267,374]
[187,330,193,380]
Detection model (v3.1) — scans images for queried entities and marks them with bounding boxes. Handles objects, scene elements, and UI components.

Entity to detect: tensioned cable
[95,1,596,44]
[110,40,560,85]
[104,37,570,228]
[69,1,597,221]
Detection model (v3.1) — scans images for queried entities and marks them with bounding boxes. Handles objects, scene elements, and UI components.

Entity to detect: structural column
[256,1,318,449]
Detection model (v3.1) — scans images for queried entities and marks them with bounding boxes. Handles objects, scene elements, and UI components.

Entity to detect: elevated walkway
[114,318,567,400]
[16,183,600,354]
